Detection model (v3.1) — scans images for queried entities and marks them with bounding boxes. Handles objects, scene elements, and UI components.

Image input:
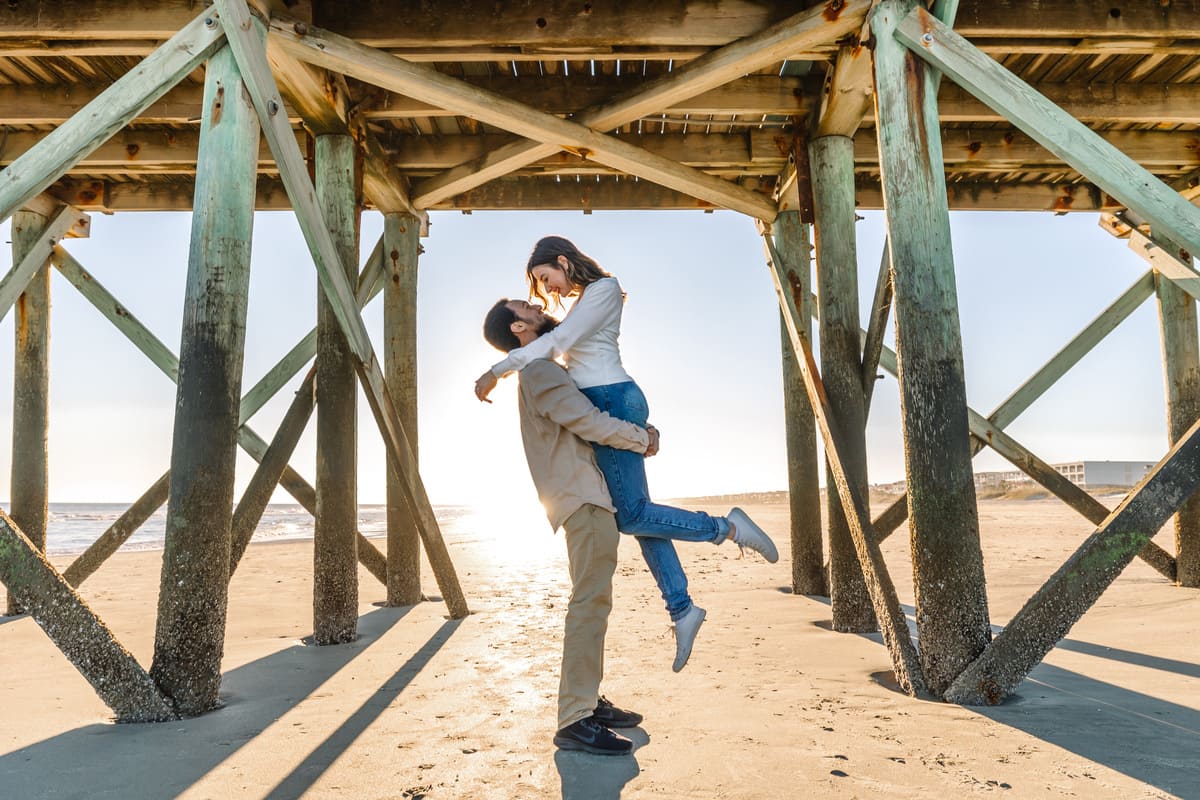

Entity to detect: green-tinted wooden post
[149,41,260,716]
[384,212,422,606]
[7,209,51,616]
[811,135,876,631]
[872,0,990,696]
[773,211,823,595]
[1156,271,1200,587]
[313,132,360,644]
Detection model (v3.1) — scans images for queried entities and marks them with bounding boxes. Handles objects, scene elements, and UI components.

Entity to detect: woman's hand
[475,370,498,403]
[644,425,660,457]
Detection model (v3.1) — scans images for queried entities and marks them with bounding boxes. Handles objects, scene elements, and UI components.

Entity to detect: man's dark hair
[483,298,520,352]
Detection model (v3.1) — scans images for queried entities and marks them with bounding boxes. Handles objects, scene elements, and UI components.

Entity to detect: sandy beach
[1,496,1197,799]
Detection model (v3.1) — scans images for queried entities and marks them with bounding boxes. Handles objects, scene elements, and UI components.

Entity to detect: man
[483,297,656,756]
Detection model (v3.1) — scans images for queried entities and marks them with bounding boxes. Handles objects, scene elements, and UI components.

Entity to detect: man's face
[506,300,558,336]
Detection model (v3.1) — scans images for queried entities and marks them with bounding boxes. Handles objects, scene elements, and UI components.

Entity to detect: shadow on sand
[804,595,1200,798]
[555,728,645,800]
[0,605,461,800]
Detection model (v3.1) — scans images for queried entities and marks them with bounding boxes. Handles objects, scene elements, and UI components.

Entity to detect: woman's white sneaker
[671,604,706,672]
[727,507,779,563]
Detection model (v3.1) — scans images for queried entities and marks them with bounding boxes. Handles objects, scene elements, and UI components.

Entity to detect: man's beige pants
[557,503,620,730]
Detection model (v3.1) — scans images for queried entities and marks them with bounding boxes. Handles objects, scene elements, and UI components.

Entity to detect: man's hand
[644,425,660,457]
[475,370,498,403]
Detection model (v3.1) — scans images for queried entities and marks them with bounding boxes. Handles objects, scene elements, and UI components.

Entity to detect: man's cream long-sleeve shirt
[517,358,650,531]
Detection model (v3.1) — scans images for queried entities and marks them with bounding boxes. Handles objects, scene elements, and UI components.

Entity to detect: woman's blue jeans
[580,381,729,621]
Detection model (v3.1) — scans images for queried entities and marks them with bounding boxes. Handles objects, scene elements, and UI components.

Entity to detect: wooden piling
[811,135,875,631]
[313,132,360,644]
[872,0,991,695]
[1156,271,1200,587]
[384,212,423,607]
[7,209,51,616]
[773,212,824,596]
[149,41,260,715]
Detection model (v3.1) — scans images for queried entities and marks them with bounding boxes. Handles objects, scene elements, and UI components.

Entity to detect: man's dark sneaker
[593,696,643,728]
[553,716,633,755]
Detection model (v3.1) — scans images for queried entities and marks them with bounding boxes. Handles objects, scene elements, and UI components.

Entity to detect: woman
[475,236,778,672]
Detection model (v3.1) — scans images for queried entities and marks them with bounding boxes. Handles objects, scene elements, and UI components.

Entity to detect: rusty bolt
[294,21,309,35]
[921,33,934,45]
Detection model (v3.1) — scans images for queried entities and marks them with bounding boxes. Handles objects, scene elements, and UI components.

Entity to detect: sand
[1,497,1197,799]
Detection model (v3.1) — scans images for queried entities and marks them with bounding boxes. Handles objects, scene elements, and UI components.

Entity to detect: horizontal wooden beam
[6,77,1200,127]
[7,126,1195,183]
[44,173,1131,214]
[311,0,1200,47]
[6,1,1195,45]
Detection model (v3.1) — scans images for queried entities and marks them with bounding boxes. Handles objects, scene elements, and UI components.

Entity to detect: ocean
[38,502,489,556]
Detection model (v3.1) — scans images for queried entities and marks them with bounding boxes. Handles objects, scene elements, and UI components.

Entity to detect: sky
[0,206,1173,507]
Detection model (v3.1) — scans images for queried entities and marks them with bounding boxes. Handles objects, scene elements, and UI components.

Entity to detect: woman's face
[531,259,574,299]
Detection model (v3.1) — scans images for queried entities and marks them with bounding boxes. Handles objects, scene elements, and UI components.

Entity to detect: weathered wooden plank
[384,212,423,607]
[313,132,361,645]
[860,240,893,410]
[268,16,779,219]
[400,1,867,207]
[216,0,468,618]
[230,370,316,576]
[0,510,177,722]
[47,173,1140,214]
[963,406,1178,581]
[935,81,1200,125]
[944,414,1200,705]
[0,207,81,322]
[774,212,824,597]
[873,0,991,697]
[811,135,875,630]
[0,9,225,222]
[894,7,1200,275]
[990,270,1157,432]
[62,473,171,588]
[6,125,1198,184]
[6,211,52,616]
[149,40,259,716]
[0,129,301,173]
[763,227,926,697]
[7,1,1200,44]
[13,77,1200,128]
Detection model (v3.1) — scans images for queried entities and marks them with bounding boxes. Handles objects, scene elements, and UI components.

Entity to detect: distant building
[975,460,1156,490]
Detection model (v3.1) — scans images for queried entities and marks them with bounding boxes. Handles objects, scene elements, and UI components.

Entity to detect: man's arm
[522,360,652,454]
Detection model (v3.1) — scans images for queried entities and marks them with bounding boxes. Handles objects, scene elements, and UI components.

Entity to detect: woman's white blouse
[490,277,633,389]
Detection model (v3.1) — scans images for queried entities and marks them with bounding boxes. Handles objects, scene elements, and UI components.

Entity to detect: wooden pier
[2,0,1199,719]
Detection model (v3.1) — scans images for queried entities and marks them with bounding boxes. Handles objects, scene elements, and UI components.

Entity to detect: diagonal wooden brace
[762,228,927,697]
[0,10,226,222]
[944,411,1200,705]
[215,0,468,618]
[0,510,177,722]
[0,206,83,321]
[51,244,388,587]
